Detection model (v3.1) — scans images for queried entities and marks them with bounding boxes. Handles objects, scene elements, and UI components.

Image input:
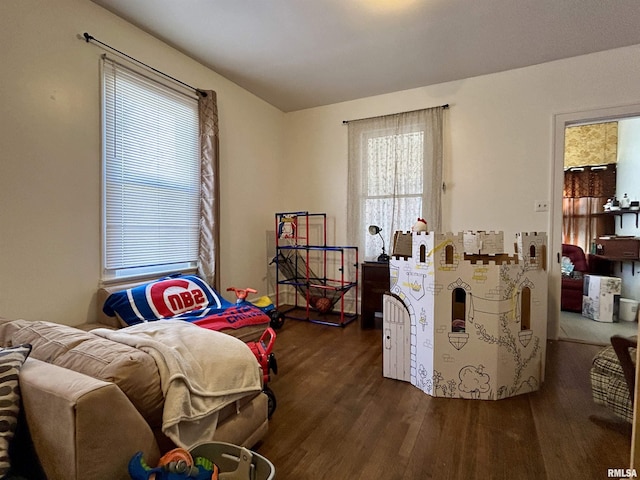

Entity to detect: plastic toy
[246,327,278,418]
[412,217,428,232]
[227,287,279,418]
[190,443,275,480]
[227,287,257,303]
[129,448,218,480]
[226,287,285,330]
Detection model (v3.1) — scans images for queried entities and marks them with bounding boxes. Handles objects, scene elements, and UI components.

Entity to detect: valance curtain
[563,164,616,198]
[347,107,444,261]
[562,165,616,253]
[197,90,220,288]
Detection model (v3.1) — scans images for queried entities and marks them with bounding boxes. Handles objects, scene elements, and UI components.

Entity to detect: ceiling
[90,0,640,112]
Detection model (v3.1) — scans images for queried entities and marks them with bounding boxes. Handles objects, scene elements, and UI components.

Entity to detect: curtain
[562,164,616,253]
[563,164,616,198]
[347,107,444,261]
[562,197,609,253]
[197,90,220,288]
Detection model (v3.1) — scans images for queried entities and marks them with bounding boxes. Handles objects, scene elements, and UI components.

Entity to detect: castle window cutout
[451,287,466,332]
[445,244,454,264]
[420,244,427,263]
[529,245,537,264]
[521,287,531,330]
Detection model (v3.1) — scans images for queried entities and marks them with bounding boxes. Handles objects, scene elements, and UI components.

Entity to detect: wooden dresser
[592,237,640,275]
[594,237,640,260]
[361,261,390,329]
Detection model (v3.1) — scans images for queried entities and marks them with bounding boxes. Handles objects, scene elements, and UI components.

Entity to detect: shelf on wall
[600,209,640,228]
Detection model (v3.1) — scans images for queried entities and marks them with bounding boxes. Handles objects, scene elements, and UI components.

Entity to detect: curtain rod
[342,104,449,124]
[82,32,207,97]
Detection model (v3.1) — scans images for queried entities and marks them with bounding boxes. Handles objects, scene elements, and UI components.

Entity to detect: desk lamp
[368,225,389,262]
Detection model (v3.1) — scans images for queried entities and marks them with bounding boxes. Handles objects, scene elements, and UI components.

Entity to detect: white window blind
[102,58,200,279]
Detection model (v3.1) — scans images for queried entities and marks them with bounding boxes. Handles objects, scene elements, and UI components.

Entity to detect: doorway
[551,103,640,468]
[550,103,640,342]
[558,118,640,344]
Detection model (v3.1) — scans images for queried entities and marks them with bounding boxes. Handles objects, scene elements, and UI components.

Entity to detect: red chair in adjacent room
[561,243,590,312]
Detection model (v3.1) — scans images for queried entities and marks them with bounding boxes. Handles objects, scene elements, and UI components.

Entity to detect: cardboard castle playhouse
[383,230,548,400]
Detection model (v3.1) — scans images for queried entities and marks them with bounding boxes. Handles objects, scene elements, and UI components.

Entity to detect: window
[102,58,200,280]
[362,129,425,259]
[445,244,454,264]
[347,107,444,261]
[520,287,531,331]
[451,288,466,333]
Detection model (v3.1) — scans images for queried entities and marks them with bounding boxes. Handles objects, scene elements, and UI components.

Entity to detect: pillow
[0,344,31,477]
[102,274,234,326]
[561,256,575,276]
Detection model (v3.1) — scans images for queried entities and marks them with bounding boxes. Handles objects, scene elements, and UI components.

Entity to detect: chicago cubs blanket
[93,320,262,449]
[102,274,270,331]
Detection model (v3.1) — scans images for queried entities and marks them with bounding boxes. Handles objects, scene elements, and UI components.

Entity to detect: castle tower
[384,230,548,400]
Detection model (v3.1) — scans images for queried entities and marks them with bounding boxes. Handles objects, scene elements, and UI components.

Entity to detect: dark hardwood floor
[254,315,632,480]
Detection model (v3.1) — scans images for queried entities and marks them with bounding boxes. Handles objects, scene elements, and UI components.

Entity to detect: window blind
[102,58,200,279]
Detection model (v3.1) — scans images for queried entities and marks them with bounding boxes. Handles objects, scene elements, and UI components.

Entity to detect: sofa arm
[19,358,160,480]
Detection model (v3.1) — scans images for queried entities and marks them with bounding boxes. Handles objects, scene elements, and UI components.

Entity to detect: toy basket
[190,442,275,480]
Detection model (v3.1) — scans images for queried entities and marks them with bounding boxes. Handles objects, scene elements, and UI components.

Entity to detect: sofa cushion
[0,318,31,347]
[9,321,164,428]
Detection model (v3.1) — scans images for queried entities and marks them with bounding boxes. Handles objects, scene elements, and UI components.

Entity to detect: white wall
[0,0,284,325]
[4,0,640,334]
[282,43,640,337]
[615,118,640,300]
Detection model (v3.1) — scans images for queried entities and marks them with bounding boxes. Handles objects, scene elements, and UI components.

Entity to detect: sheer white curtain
[347,107,444,261]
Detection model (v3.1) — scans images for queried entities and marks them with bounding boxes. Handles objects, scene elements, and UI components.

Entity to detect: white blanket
[93,320,262,449]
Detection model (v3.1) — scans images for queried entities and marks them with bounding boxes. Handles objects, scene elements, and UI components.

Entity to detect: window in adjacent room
[347,106,445,261]
[102,57,200,280]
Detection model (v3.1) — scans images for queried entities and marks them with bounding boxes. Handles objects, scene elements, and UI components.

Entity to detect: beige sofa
[0,317,269,480]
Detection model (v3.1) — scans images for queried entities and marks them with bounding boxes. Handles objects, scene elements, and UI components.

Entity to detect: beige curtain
[562,197,611,253]
[197,90,220,288]
[347,106,444,260]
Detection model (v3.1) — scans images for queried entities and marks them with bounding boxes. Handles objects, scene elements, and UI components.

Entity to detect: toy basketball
[315,297,332,313]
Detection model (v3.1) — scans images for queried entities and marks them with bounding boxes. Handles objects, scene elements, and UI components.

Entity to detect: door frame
[550,101,640,468]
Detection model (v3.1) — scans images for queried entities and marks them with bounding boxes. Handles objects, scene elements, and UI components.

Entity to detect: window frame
[100,57,201,282]
[346,107,444,264]
[360,126,426,260]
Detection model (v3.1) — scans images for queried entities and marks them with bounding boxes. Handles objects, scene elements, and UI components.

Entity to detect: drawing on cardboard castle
[383,230,548,400]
